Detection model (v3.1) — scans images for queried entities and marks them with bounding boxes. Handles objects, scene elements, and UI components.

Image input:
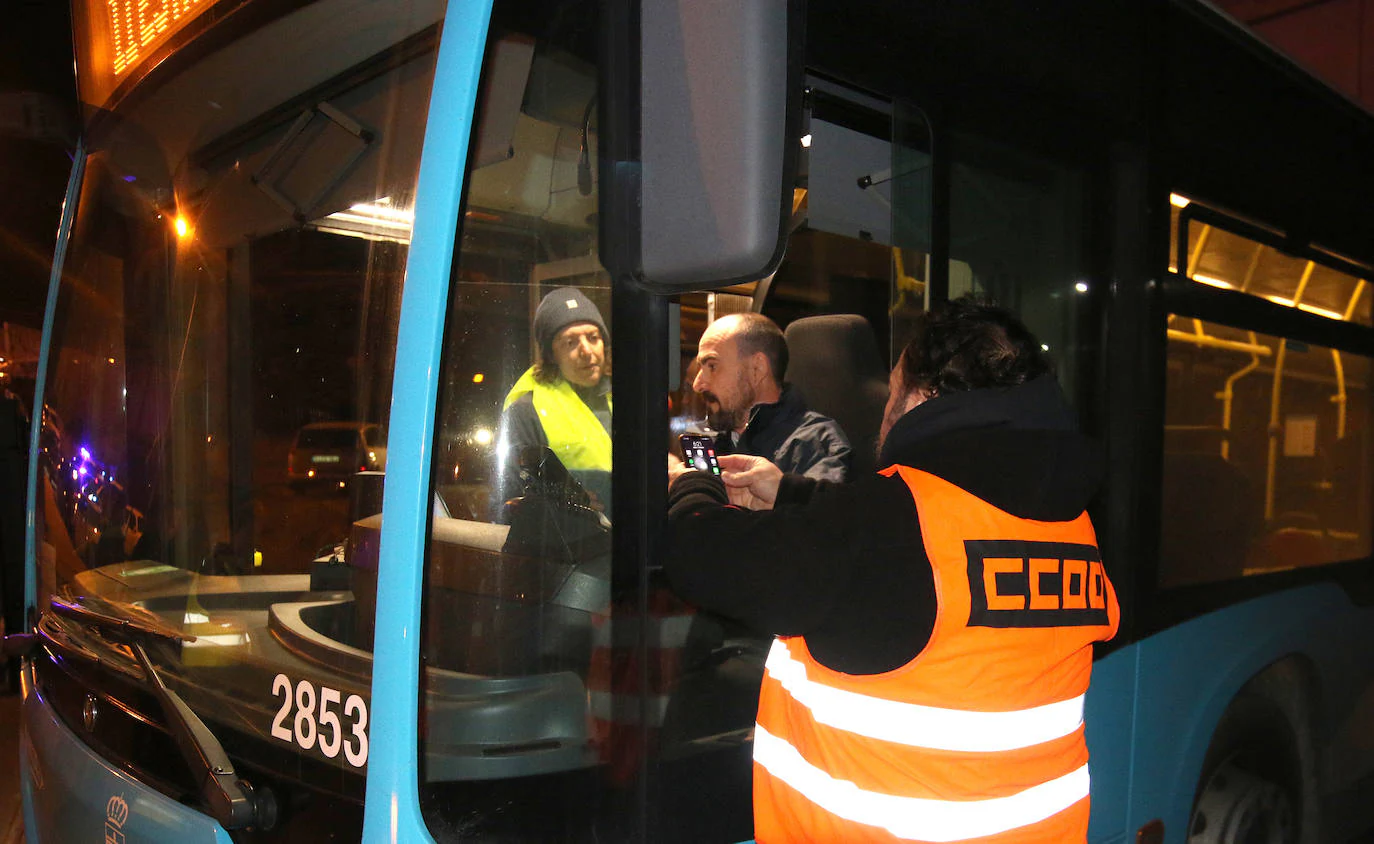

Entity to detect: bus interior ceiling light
[1193,273,1234,289]
[1194,268,1347,320]
[1266,295,1346,321]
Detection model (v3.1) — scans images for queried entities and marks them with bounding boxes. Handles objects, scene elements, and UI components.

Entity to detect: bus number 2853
[270,673,369,768]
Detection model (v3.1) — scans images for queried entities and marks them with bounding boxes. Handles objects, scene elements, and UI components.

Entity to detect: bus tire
[1187,695,1301,844]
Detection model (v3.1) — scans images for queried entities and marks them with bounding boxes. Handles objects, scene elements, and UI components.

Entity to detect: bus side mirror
[601,0,805,293]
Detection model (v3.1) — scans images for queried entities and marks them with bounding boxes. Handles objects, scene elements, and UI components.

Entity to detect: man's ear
[747,351,771,386]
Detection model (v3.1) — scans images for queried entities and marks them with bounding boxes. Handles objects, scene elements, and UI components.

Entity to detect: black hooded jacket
[725,384,852,483]
[663,375,1104,675]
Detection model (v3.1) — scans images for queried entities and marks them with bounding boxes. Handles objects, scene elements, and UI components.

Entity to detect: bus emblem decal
[105,794,128,844]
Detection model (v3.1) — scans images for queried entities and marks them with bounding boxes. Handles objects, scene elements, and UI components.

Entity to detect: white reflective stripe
[765,641,1083,752]
[589,691,670,724]
[754,724,1090,842]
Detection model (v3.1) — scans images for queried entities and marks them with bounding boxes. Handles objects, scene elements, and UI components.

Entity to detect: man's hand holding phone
[670,435,720,493]
[667,452,690,488]
[718,454,782,511]
[678,435,721,476]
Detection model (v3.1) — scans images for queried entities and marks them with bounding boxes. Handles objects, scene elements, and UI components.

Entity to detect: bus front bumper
[18,660,233,844]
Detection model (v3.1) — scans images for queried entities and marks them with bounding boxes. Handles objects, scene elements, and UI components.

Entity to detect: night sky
[0,0,78,330]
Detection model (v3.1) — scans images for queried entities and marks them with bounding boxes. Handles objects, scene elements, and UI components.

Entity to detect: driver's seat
[783,314,889,478]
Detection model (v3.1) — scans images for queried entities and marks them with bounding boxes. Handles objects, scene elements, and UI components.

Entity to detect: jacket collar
[877,376,1102,521]
[743,383,806,439]
[879,375,1075,465]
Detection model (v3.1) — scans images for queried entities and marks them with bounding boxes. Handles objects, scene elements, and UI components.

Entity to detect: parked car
[286,422,386,487]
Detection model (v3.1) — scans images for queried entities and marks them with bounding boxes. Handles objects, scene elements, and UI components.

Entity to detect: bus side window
[765,85,932,367]
[1160,207,1374,587]
[946,130,1093,409]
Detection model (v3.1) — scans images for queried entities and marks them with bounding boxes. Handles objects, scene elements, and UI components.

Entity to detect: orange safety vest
[754,466,1120,843]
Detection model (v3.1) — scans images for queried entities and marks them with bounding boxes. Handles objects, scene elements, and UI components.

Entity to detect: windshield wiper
[49,597,278,830]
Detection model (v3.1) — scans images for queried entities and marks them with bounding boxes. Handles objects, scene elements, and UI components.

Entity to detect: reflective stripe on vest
[753,467,1119,843]
[762,642,1085,752]
[504,367,612,473]
[755,724,1090,843]
[586,590,696,783]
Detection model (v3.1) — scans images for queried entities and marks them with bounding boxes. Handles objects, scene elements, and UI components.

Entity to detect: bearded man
[690,312,850,482]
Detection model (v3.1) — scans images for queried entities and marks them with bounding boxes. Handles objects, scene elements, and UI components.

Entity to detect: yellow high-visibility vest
[504,367,613,473]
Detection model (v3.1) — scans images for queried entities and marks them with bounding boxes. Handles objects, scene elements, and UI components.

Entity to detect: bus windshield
[35,0,443,832]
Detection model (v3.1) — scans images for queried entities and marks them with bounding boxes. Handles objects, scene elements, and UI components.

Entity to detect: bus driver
[691,312,852,482]
[665,297,1120,843]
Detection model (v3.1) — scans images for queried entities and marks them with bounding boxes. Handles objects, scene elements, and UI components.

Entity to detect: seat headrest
[784,315,889,476]
[784,314,888,387]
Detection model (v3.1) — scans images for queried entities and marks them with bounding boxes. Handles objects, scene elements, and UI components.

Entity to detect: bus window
[37,0,443,837]
[735,86,931,474]
[1162,199,1374,586]
[947,131,1093,407]
[1160,318,1374,587]
[766,84,931,363]
[1171,196,1372,326]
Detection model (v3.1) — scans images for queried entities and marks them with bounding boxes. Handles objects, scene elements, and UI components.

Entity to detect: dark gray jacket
[725,384,851,482]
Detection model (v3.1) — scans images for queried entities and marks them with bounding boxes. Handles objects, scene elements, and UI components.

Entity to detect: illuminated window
[1160,318,1374,587]
[1170,196,1371,327]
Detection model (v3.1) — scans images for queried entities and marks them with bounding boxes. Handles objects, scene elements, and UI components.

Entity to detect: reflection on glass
[419,0,617,835]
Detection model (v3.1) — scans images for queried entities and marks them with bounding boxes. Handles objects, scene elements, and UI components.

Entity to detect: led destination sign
[104,0,215,75]
[74,0,222,107]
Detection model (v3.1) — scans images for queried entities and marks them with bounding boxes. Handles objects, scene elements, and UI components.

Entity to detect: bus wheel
[1188,750,1298,844]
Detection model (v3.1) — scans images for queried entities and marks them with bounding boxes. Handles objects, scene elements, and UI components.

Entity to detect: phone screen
[679,435,722,476]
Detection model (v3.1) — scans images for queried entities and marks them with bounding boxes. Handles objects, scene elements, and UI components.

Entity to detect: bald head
[704,313,788,384]
[693,313,787,434]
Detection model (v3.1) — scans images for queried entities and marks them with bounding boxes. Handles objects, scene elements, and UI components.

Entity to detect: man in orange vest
[665,296,1119,843]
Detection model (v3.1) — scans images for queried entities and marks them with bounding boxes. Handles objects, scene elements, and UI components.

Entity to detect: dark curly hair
[898,295,1052,397]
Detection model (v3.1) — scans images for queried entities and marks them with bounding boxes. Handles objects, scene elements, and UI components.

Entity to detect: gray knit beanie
[534,287,608,359]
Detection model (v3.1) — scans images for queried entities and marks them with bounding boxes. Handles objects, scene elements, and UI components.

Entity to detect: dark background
[0,0,1366,336]
[8,0,1352,439]
[0,0,77,332]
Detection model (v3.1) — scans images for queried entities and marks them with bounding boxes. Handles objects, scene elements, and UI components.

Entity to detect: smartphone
[678,434,722,476]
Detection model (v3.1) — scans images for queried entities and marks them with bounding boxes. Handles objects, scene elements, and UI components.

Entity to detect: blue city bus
[9,0,1374,841]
